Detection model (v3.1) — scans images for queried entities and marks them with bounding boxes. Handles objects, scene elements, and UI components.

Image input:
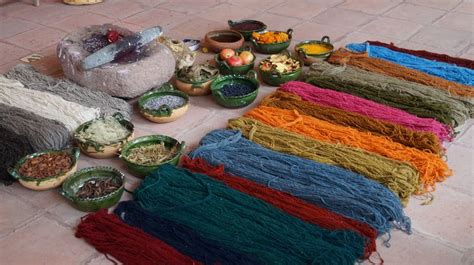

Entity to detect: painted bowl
[214,48,256,75]
[59,166,125,212]
[210,70,259,108]
[8,148,80,191]
[295,36,334,65]
[138,83,189,123]
[250,29,293,54]
[120,135,185,177]
[204,30,244,53]
[175,66,219,96]
[228,19,267,40]
[74,113,134,159]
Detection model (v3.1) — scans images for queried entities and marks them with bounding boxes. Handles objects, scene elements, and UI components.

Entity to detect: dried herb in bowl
[75,177,121,199]
[19,153,72,179]
[126,142,178,166]
[75,117,131,145]
[177,64,218,82]
[259,54,301,73]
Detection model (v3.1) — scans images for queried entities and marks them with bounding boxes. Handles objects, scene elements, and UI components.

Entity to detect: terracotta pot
[205,30,244,53]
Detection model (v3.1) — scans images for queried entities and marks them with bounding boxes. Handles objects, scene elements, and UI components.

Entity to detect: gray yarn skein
[0,103,70,185]
[6,64,132,119]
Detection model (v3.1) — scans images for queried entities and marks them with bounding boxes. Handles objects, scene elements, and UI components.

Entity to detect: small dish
[183,39,200,51]
[74,113,134,159]
[59,166,125,212]
[295,36,334,65]
[210,70,259,108]
[214,47,256,75]
[138,83,189,123]
[228,20,267,40]
[8,148,80,191]
[120,135,186,177]
[204,30,244,52]
[250,29,292,54]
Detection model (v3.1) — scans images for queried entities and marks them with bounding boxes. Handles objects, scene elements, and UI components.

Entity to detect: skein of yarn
[0,76,99,131]
[189,129,411,236]
[262,91,443,154]
[5,64,132,119]
[0,103,70,185]
[245,106,451,191]
[280,81,453,142]
[181,156,378,259]
[347,43,474,86]
[328,48,474,98]
[134,164,366,265]
[367,40,474,70]
[305,61,471,127]
[76,210,201,265]
[114,201,261,265]
[228,117,420,204]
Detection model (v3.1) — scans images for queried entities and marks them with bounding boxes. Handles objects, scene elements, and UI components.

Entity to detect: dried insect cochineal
[75,177,121,199]
[19,153,73,179]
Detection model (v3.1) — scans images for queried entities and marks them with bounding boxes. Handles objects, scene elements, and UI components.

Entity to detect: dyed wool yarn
[181,156,378,259]
[76,210,201,265]
[246,106,451,191]
[347,43,474,86]
[0,76,99,131]
[190,130,411,237]
[134,164,366,265]
[328,48,474,98]
[305,61,471,127]
[5,64,132,119]
[367,41,474,70]
[262,91,443,154]
[280,81,453,142]
[0,103,70,184]
[114,201,260,265]
[228,117,420,204]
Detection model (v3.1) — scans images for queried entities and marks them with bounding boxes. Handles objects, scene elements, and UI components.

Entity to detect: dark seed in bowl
[221,83,255,97]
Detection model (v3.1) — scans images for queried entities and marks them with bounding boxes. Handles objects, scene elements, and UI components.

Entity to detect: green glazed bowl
[210,70,259,108]
[120,135,185,177]
[259,67,302,86]
[228,19,267,40]
[214,47,256,75]
[59,166,125,212]
[250,29,292,54]
[295,36,334,65]
[138,83,190,123]
[8,148,80,191]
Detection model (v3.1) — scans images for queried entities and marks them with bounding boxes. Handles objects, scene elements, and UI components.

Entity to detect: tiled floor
[0,0,473,264]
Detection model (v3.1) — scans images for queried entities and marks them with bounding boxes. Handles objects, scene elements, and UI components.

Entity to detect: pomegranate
[219,48,235,60]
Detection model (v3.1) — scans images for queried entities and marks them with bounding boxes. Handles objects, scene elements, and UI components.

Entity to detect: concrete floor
[0,0,473,264]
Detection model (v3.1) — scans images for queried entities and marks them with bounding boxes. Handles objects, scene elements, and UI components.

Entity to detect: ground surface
[0,0,473,264]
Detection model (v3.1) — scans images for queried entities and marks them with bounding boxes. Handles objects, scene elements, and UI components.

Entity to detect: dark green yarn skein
[134,164,366,265]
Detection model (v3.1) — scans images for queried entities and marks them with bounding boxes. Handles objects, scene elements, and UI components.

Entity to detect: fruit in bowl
[215,48,255,75]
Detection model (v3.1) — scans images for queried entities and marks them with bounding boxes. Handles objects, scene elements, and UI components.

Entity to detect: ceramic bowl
[214,48,256,75]
[204,30,244,53]
[175,66,219,96]
[210,70,259,108]
[8,148,80,191]
[228,19,267,40]
[183,39,200,51]
[259,54,303,86]
[138,83,189,123]
[295,36,334,65]
[250,29,293,54]
[74,113,134,159]
[59,166,124,212]
[120,135,185,177]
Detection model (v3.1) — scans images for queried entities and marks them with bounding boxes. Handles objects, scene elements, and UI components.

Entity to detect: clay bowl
[138,83,189,123]
[8,148,80,191]
[228,20,267,40]
[210,70,260,108]
[74,113,134,159]
[175,65,219,96]
[205,30,244,53]
[259,53,303,86]
[251,29,293,54]
[295,36,334,65]
[59,166,124,212]
[214,48,256,75]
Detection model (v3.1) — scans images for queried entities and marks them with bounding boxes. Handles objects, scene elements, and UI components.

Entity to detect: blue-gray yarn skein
[189,129,411,237]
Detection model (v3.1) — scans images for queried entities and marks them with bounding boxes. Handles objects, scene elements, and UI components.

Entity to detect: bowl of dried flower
[258,53,302,86]
[250,29,292,54]
[59,166,125,212]
[8,148,80,191]
[120,135,186,177]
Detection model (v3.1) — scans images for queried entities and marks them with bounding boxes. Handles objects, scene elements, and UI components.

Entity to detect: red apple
[219,48,235,60]
[239,51,254,65]
[226,55,243,66]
